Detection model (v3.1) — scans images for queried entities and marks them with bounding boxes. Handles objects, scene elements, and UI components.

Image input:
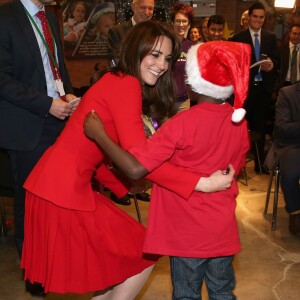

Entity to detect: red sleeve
[233,121,251,175]
[106,75,199,200]
[94,164,128,198]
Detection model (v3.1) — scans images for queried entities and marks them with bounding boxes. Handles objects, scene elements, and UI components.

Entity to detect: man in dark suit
[107,0,154,204]
[275,83,300,235]
[0,1,78,293]
[108,0,154,67]
[231,2,279,174]
[278,24,300,89]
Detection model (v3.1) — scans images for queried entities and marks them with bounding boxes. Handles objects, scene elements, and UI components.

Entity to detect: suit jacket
[278,43,291,89]
[0,0,73,151]
[107,20,133,63]
[275,83,300,160]
[231,28,279,94]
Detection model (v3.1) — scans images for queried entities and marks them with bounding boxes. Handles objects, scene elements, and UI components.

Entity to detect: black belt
[253,81,263,86]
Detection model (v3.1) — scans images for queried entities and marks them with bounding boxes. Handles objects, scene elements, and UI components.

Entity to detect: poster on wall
[63,0,116,58]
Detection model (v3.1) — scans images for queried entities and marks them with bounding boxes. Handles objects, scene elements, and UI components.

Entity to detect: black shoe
[135,192,151,202]
[25,280,45,297]
[110,192,131,205]
[254,166,270,175]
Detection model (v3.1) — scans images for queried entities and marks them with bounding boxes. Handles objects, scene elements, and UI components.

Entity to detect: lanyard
[23,7,59,74]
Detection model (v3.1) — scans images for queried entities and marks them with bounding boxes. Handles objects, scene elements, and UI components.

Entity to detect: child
[91,2,115,56]
[91,3,115,42]
[64,1,87,43]
[84,41,251,299]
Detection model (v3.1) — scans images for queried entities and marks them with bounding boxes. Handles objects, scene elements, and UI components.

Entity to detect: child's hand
[84,110,104,141]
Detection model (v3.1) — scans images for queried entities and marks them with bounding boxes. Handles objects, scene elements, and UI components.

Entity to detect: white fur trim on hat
[232,108,246,123]
[185,43,233,100]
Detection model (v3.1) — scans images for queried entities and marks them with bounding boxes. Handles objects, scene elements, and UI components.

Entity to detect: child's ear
[186,85,199,103]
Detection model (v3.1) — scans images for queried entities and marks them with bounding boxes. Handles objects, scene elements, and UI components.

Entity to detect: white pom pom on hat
[185,41,251,123]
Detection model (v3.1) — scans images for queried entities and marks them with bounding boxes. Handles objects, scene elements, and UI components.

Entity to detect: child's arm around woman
[84,110,235,193]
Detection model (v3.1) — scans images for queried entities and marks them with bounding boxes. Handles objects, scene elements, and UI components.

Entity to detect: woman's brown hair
[103,20,181,122]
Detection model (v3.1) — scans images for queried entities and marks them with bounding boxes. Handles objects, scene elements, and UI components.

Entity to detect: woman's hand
[195,164,235,193]
[84,110,104,141]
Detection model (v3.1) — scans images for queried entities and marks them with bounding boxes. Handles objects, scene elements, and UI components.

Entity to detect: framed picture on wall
[63,0,116,58]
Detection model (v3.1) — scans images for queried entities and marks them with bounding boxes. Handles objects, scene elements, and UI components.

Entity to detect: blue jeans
[170,256,236,300]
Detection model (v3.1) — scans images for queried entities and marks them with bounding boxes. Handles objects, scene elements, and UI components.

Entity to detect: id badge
[55,79,65,97]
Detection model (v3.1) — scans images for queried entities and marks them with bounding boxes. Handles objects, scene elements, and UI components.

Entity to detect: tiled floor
[1,163,300,299]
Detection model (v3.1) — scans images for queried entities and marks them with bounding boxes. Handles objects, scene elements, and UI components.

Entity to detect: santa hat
[185,41,251,123]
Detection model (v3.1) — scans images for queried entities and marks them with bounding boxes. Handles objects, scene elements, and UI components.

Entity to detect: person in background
[169,2,194,111]
[188,24,201,44]
[277,24,300,89]
[90,2,115,57]
[231,2,279,174]
[206,14,226,41]
[0,0,78,296]
[63,0,87,43]
[108,0,154,67]
[21,20,234,300]
[275,83,300,235]
[240,10,249,30]
[84,40,251,300]
[200,16,209,42]
[107,0,155,205]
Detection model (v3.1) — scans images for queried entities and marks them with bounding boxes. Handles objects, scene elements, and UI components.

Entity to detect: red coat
[24,73,200,211]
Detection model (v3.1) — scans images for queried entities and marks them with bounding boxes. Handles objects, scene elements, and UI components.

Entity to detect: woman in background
[200,16,209,42]
[188,24,202,44]
[169,3,194,112]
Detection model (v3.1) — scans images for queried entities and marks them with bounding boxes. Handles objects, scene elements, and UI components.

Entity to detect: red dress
[21,73,200,293]
[129,102,250,258]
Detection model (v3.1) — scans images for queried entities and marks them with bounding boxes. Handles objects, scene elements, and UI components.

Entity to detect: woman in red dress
[21,20,235,300]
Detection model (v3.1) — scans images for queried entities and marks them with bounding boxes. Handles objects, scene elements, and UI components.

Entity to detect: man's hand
[66,93,81,114]
[49,98,72,120]
[260,58,273,72]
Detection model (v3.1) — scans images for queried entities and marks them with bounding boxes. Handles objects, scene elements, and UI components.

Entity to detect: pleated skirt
[21,191,157,294]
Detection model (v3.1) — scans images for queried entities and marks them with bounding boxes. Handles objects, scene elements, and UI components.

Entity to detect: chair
[263,164,280,231]
[94,181,143,224]
[240,131,263,185]
[132,195,142,224]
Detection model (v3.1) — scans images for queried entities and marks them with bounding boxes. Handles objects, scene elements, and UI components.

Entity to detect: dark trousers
[279,148,300,213]
[8,117,65,257]
[245,83,272,169]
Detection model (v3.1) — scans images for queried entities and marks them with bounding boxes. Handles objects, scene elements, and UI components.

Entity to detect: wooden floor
[1,163,300,299]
